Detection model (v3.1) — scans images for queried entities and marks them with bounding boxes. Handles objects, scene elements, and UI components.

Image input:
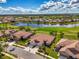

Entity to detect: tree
[25,27,31,31]
[0,43,3,59]
[50,31,57,36]
[77,32,79,39]
[60,32,64,38]
[37,20,40,25]
[19,26,25,30]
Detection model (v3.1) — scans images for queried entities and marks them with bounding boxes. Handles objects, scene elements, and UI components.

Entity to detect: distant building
[2,16,15,23]
[55,39,74,52]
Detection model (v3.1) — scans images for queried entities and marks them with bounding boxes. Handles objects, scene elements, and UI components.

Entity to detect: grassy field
[2,55,12,59]
[36,27,79,39]
[16,39,30,46]
[0,23,79,59]
[35,27,79,59]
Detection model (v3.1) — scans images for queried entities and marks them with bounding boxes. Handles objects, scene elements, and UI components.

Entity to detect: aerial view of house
[0,0,79,59]
[56,39,79,59]
[29,33,55,47]
[13,31,33,40]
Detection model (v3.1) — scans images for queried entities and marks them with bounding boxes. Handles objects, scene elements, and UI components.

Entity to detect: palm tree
[25,27,31,31]
[37,20,40,25]
[77,32,79,39]
[19,26,25,30]
[50,31,57,36]
[0,43,3,59]
[60,32,64,38]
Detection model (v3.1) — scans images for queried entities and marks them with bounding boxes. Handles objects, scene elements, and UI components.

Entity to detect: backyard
[0,21,79,59]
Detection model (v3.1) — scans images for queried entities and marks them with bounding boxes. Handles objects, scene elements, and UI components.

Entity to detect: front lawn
[1,23,79,59]
[2,55,12,59]
[16,39,30,46]
[38,32,61,59]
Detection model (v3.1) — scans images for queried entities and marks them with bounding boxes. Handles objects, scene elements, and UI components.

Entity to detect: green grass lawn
[1,23,79,59]
[37,27,78,32]
[2,55,12,59]
[0,23,19,29]
[37,26,79,59]
[16,39,30,46]
[36,27,79,39]
[38,32,61,59]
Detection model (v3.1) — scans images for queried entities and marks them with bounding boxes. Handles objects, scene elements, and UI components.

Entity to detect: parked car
[9,46,15,51]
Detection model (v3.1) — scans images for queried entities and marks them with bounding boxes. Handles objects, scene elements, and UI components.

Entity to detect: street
[6,46,46,59]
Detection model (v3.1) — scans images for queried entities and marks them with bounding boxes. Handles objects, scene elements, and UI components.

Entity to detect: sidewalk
[2,52,17,59]
[37,52,55,59]
[13,44,55,59]
[14,44,38,54]
[8,43,55,59]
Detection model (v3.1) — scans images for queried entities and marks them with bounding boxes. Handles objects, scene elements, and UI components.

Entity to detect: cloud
[0,7,43,14]
[39,0,79,13]
[0,0,6,3]
[0,0,79,14]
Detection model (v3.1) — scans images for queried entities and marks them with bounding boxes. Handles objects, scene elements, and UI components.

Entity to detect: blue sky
[0,0,49,8]
[0,0,79,14]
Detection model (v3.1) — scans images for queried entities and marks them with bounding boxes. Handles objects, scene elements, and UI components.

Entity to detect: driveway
[24,47,39,54]
[6,46,46,59]
[59,56,67,59]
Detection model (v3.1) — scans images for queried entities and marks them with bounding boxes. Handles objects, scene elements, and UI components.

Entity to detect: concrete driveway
[24,47,39,54]
[6,46,46,59]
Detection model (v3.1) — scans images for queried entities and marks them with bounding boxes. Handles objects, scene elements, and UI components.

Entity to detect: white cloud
[0,0,6,3]
[0,7,44,14]
[0,0,79,14]
[35,0,79,14]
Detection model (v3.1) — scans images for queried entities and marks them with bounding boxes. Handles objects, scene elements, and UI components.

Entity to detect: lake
[14,22,79,28]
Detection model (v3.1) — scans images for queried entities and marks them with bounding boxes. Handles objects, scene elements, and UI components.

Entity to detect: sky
[0,0,79,14]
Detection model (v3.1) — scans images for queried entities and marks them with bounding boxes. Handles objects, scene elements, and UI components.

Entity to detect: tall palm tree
[60,32,64,38]
[0,43,3,59]
[77,32,79,39]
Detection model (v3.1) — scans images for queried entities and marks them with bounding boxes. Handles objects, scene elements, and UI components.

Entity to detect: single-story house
[55,39,75,52]
[59,41,79,59]
[13,31,33,40]
[29,33,55,46]
[56,39,79,59]
[4,29,16,35]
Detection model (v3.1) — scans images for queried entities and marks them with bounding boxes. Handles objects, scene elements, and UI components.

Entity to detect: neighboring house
[55,39,75,52]
[4,29,16,36]
[13,31,33,40]
[29,33,55,46]
[56,39,79,59]
[2,16,15,23]
[16,17,26,21]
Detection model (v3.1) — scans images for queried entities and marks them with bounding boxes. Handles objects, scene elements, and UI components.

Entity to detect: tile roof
[30,33,55,45]
[13,31,32,39]
[5,29,16,34]
[56,39,75,48]
[56,39,79,59]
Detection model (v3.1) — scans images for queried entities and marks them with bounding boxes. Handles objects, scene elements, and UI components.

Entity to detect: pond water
[14,22,79,28]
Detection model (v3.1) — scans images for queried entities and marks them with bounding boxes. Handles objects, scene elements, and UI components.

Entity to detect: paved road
[6,46,46,59]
